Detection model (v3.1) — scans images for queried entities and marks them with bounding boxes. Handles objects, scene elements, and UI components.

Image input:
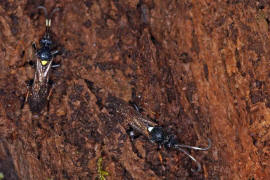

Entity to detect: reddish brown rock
[0,0,270,179]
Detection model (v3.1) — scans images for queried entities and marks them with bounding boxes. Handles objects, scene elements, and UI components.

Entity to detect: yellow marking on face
[41,60,48,66]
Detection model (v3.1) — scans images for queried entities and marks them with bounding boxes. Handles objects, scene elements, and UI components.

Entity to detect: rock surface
[0,0,270,179]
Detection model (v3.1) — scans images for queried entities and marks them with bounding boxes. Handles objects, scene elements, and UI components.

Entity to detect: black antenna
[37,6,60,36]
[174,138,211,172]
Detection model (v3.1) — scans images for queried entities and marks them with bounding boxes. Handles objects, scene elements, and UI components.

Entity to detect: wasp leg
[51,50,60,57]
[28,60,35,67]
[25,79,33,103]
[25,91,29,103]
[51,62,60,68]
[127,127,141,141]
[20,91,29,109]
[21,79,33,109]
[126,127,144,159]
[47,89,53,101]
[157,152,163,164]
[45,80,56,114]
[25,79,34,87]
[47,80,55,101]
[32,42,37,53]
[129,101,143,113]
[51,49,61,68]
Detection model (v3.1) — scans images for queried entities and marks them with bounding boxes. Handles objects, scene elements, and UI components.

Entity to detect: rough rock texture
[1,0,270,179]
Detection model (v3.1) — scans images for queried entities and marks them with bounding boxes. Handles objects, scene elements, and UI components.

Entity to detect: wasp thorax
[149,126,166,144]
[37,49,52,61]
[149,126,178,148]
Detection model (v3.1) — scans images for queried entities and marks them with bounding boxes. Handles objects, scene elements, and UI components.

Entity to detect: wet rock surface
[0,0,270,179]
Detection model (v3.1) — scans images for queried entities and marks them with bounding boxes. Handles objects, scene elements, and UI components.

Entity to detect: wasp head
[40,35,52,48]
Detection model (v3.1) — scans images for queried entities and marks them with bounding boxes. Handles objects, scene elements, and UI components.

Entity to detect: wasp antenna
[37,6,60,29]
[47,8,60,29]
[175,146,201,172]
[174,138,211,151]
[50,7,60,19]
[37,6,51,29]
[37,6,48,18]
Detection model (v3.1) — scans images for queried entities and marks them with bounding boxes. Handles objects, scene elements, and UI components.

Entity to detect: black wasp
[26,6,61,113]
[106,96,211,172]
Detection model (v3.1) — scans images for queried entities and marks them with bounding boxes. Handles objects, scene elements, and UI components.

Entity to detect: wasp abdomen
[28,83,49,113]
